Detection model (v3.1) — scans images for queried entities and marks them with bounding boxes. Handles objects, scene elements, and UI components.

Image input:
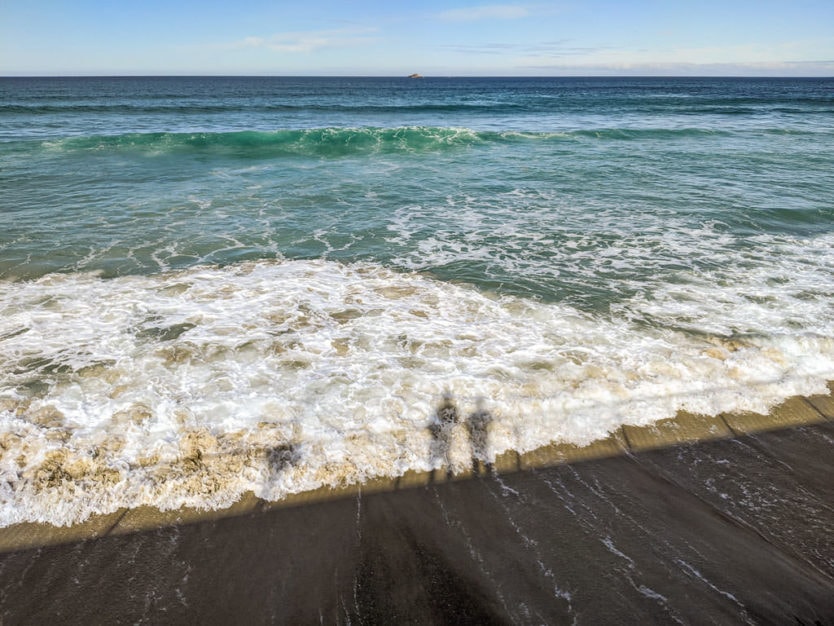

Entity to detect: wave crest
[38,126,747,158]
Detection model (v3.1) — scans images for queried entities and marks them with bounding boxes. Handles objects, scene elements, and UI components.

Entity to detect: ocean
[1,76,832,526]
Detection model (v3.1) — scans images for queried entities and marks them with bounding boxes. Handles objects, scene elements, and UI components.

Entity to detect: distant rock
[408,73,423,79]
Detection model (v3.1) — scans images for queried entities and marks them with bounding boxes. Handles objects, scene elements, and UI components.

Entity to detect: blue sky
[2,1,832,76]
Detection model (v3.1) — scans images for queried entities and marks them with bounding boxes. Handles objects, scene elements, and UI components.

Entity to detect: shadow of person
[428,393,459,482]
[265,422,302,487]
[466,401,494,477]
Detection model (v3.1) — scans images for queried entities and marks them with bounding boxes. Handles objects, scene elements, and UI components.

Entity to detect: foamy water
[1,247,832,526]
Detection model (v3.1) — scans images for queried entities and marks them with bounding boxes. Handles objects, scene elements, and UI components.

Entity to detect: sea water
[1,76,832,525]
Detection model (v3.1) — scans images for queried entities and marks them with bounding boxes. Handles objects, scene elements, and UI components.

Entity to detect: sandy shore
[0,384,832,622]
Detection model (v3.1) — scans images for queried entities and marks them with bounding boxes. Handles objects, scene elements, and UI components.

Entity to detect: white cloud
[443,40,613,57]
[228,27,378,54]
[512,38,834,75]
[516,60,834,77]
[437,5,529,21]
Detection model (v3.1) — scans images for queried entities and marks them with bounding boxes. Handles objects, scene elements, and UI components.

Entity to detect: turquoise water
[1,77,833,524]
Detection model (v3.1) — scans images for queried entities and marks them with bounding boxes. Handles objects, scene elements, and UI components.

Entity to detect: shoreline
[1,381,831,554]
[1,387,832,622]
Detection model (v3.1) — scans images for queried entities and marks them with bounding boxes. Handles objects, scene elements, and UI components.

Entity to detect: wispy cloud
[442,40,615,57]
[442,42,521,55]
[518,60,834,77]
[437,5,529,22]
[227,27,378,54]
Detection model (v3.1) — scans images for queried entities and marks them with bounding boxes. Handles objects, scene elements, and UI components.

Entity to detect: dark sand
[1,420,833,624]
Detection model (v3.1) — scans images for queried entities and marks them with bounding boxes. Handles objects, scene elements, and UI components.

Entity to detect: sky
[1,1,832,76]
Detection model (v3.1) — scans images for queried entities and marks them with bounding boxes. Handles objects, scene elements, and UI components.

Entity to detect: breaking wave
[32,126,749,159]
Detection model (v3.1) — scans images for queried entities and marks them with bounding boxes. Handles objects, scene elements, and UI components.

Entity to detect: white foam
[0,253,832,526]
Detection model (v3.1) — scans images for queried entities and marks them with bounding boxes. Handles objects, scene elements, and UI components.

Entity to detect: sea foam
[1,256,832,526]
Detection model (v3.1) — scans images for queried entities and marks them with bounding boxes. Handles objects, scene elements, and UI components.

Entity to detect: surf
[1,257,832,526]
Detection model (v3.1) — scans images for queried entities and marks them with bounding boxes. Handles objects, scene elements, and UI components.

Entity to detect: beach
[0,387,832,623]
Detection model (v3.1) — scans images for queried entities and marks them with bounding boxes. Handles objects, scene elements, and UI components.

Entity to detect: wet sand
[1,391,833,623]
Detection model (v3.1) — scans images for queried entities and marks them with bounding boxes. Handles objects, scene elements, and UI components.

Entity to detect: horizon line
[2,73,832,79]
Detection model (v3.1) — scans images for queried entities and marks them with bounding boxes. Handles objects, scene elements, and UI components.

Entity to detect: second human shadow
[428,394,494,481]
